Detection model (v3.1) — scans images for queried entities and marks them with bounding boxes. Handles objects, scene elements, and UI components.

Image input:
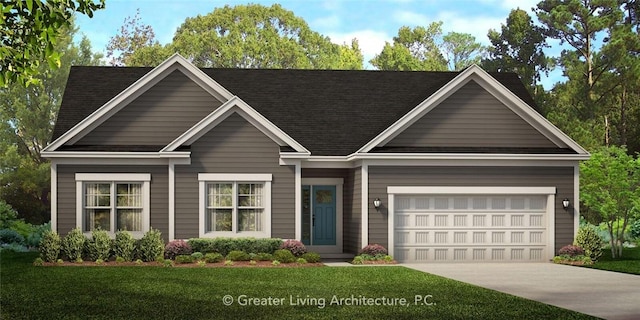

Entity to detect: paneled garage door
[392,192,551,262]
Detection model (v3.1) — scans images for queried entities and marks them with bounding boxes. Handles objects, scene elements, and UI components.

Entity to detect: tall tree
[370,23,448,71]
[580,146,640,258]
[441,32,486,71]
[0,25,102,223]
[106,9,158,66]
[0,0,104,86]
[115,4,363,69]
[483,9,549,96]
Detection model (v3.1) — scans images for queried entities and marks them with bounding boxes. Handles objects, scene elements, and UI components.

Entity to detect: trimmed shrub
[558,245,584,257]
[138,228,164,262]
[114,231,136,261]
[255,252,273,261]
[86,229,112,261]
[301,252,321,263]
[273,249,296,263]
[62,228,86,261]
[175,255,195,264]
[226,250,250,261]
[25,223,50,248]
[0,229,25,245]
[359,244,388,256]
[296,258,307,264]
[33,257,44,266]
[204,252,223,263]
[575,225,604,261]
[280,239,307,257]
[191,252,204,260]
[38,230,60,262]
[164,240,192,260]
[187,237,282,256]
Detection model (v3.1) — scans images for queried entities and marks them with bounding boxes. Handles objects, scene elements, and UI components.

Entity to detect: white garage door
[392,192,551,262]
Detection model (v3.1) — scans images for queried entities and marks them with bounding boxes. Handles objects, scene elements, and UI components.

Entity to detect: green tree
[106,9,158,66]
[116,4,363,69]
[441,32,486,71]
[0,0,105,86]
[483,9,549,97]
[580,146,640,258]
[0,25,102,223]
[371,23,448,71]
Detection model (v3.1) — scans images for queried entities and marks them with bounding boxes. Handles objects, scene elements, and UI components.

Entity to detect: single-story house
[42,54,589,262]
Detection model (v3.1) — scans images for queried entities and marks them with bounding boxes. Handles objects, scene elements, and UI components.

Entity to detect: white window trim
[75,173,151,238]
[198,173,272,238]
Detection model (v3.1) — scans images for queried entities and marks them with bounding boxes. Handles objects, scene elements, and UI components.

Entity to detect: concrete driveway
[404,263,640,320]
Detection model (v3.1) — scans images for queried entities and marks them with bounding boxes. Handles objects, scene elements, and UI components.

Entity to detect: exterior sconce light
[562,198,570,211]
[373,198,381,210]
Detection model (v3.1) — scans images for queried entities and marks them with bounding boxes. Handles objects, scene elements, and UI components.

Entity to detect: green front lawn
[585,246,640,275]
[1,252,595,319]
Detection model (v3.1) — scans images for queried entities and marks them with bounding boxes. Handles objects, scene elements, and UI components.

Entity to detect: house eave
[41,151,191,159]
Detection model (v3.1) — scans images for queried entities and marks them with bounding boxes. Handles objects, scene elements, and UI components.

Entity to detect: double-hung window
[198,174,272,238]
[76,174,150,237]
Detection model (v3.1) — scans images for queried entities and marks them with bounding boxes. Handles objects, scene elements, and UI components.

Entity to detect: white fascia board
[41,151,190,159]
[351,153,591,161]
[43,54,233,152]
[355,65,589,156]
[161,96,309,154]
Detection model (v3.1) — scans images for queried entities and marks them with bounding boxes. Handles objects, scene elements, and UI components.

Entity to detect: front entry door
[302,185,336,246]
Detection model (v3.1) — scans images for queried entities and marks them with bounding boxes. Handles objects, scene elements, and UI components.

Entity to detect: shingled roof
[52,67,538,156]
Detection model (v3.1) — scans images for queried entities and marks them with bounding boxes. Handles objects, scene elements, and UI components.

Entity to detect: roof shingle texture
[53,67,538,156]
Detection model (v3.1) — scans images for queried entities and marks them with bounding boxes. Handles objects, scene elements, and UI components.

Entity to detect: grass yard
[585,246,640,275]
[1,252,596,320]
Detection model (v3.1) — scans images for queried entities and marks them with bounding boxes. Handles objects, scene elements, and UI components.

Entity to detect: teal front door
[302,185,336,246]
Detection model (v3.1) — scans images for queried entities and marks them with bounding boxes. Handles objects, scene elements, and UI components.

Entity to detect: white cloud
[326,30,390,68]
[393,10,430,27]
[312,15,341,30]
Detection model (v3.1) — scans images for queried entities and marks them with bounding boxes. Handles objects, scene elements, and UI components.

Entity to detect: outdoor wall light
[562,198,571,211]
[373,198,381,210]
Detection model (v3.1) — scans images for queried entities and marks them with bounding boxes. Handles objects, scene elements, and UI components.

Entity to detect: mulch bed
[40,260,325,268]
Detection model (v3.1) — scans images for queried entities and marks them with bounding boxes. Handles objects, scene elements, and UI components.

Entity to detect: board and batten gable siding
[301,168,359,253]
[56,165,169,240]
[75,70,223,146]
[385,81,557,148]
[174,113,295,239]
[367,166,575,253]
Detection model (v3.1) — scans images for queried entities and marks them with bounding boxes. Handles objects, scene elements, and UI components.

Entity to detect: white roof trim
[161,96,310,154]
[387,186,556,195]
[43,54,234,152]
[356,65,589,155]
[279,152,589,161]
[41,151,191,159]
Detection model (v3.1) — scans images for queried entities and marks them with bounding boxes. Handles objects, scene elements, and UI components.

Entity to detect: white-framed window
[198,174,272,238]
[75,173,151,237]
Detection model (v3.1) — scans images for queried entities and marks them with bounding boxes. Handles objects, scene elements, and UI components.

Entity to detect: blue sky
[75,0,563,87]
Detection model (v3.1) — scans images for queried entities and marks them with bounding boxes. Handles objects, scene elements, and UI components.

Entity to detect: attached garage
[387,187,556,262]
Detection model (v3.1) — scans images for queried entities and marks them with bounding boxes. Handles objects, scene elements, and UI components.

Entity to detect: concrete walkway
[403,263,640,320]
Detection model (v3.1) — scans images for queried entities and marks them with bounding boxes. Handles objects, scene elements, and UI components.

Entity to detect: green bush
[631,219,640,240]
[273,249,296,263]
[226,250,250,261]
[0,200,19,229]
[351,256,364,265]
[175,255,194,264]
[61,228,86,261]
[575,225,603,261]
[25,223,50,248]
[191,252,204,260]
[86,229,112,261]
[204,252,223,263]
[9,220,35,239]
[0,229,25,245]
[255,252,273,261]
[115,256,125,263]
[187,237,282,256]
[301,252,321,263]
[114,231,136,261]
[296,258,307,264]
[33,257,44,266]
[37,229,60,262]
[138,229,164,262]
[1,243,29,252]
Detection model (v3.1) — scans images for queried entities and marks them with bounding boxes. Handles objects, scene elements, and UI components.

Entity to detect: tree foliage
[106,9,158,66]
[483,9,549,97]
[580,146,640,258]
[111,4,363,69]
[0,0,105,86]
[0,24,102,223]
[371,23,448,71]
[441,32,486,71]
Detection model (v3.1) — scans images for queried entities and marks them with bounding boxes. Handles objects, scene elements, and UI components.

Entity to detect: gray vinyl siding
[76,70,222,146]
[368,166,575,253]
[385,81,557,148]
[174,113,295,239]
[56,165,169,240]
[301,168,358,253]
[348,167,362,253]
